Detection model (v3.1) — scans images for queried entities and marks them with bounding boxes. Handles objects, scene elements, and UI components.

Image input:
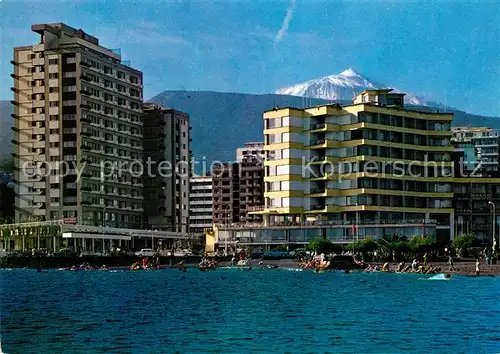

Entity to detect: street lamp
[488,201,496,251]
[355,202,359,243]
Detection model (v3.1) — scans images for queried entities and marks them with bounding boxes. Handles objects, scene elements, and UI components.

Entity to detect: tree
[452,234,475,257]
[308,237,341,254]
[347,237,378,253]
[408,237,438,254]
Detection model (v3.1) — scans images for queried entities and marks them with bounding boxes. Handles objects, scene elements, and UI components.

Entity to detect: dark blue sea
[1,268,499,353]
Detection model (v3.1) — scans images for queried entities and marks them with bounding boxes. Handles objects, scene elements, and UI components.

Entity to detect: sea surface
[1,268,499,354]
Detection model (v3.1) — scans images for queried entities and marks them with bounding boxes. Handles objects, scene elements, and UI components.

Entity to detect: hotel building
[205,89,459,253]
[143,104,190,232]
[12,23,144,228]
[452,126,499,175]
[189,175,213,235]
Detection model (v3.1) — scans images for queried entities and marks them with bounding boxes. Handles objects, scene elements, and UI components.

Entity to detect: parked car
[135,248,156,257]
[250,248,264,258]
[263,250,289,259]
[173,249,194,257]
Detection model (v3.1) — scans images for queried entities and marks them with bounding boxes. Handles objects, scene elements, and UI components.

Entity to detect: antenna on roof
[444,89,447,113]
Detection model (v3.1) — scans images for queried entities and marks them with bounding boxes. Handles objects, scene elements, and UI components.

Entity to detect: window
[49,101,58,107]
[49,87,58,93]
[49,73,58,79]
[49,59,58,65]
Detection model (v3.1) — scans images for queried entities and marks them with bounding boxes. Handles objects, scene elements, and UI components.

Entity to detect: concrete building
[451,143,500,245]
[189,175,213,235]
[452,126,499,175]
[212,163,240,226]
[12,23,144,228]
[143,104,190,232]
[206,89,462,252]
[236,142,265,163]
[239,154,264,224]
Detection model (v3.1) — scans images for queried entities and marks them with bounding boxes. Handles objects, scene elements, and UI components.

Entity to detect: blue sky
[1,0,499,116]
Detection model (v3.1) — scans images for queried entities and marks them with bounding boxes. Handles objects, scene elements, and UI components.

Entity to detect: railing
[310,123,325,130]
[309,139,325,146]
[214,219,438,229]
[309,188,325,194]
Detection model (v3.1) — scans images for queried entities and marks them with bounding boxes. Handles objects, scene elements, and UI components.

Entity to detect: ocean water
[1,268,499,354]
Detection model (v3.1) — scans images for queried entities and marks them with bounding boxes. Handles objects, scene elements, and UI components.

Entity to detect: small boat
[199,260,217,271]
[234,259,253,271]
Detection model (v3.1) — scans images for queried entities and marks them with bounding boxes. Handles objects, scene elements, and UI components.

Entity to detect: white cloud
[274,0,297,47]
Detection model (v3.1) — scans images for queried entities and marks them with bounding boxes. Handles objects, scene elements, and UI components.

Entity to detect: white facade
[452,126,499,173]
[236,142,264,163]
[189,176,213,234]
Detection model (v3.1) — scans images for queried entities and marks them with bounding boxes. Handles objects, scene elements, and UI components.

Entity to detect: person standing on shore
[448,255,455,271]
[475,259,480,276]
[423,253,428,266]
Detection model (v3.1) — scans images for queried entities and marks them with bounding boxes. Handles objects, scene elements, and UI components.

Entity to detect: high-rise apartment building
[258,89,455,241]
[189,175,213,235]
[452,126,499,175]
[12,23,144,227]
[239,154,264,224]
[212,163,240,226]
[143,103,190,232]
[236,142,265,163]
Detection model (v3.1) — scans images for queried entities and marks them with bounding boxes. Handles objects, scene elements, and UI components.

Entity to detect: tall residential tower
[143,104,190,232]
[12,23,144,227]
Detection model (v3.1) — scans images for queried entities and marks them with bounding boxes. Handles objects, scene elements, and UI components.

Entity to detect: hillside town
[0,23,499,268]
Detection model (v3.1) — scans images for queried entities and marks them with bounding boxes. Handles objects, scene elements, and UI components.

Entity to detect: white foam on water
[427,274,451,281]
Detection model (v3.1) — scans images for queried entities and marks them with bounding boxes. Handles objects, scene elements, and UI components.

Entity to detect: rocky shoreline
[249,259,500,276]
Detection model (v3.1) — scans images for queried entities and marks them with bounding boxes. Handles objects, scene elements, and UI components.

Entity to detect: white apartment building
[236,142,265,163]
[452,126,499,173]
[189,176,213,235]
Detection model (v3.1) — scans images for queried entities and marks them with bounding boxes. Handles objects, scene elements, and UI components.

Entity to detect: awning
[62,232,131,241]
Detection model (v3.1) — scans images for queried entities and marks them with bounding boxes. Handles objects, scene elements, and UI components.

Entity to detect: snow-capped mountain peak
[338,67,359,77]
[275,68,443,108]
